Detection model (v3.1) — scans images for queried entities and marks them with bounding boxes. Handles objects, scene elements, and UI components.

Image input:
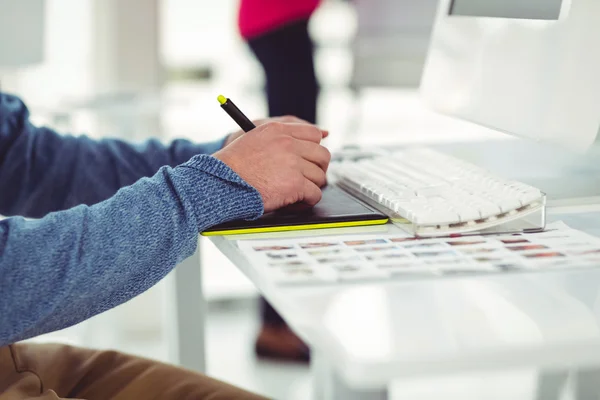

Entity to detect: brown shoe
[254,324,310,363]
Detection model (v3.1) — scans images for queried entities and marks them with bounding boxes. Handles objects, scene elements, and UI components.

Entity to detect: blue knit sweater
[0,93,264,346]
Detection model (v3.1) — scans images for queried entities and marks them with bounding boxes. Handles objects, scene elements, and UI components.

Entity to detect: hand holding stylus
[215,95,330,213]
[214,121,330,213]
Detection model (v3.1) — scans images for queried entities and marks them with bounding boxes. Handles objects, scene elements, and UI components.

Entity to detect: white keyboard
[330,148,546,236]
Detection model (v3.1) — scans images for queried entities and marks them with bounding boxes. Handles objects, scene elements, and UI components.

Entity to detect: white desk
[200,138,600,399]
[208,209,600,400]
[172,135,600,397]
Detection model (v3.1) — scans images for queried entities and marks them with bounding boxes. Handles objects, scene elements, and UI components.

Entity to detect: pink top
[238,0,321,39]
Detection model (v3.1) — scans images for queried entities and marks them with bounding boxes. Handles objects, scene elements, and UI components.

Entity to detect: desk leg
[311,351,388,400]
[573,367,600,400]
[536,368,600,400]
[535,370,569,400]
[169,240,206,372]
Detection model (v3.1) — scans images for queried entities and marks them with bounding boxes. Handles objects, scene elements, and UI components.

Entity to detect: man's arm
[0,155,263,347]
[0,105,329,347]
[0,92,226,218]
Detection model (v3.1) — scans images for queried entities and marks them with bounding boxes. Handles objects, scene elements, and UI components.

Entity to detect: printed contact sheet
[238,223,600,286]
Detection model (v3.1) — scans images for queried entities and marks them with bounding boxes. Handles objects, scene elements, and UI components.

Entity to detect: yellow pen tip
[217,95,227,105]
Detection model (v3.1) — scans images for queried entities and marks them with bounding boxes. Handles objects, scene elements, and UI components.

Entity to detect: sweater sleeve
[0,92,227,218]
[0,155,264,346]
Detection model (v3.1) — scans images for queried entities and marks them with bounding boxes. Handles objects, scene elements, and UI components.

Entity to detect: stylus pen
[217,95,256,132]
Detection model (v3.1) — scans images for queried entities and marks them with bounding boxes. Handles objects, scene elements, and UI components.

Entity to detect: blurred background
[0,0,506,398]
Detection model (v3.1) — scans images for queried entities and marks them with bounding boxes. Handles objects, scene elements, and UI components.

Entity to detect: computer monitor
[420,0,600,150]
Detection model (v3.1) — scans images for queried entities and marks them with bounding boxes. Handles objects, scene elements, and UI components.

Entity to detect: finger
[275,115,311,125]
[300,158,327,188]
[253,118,269,126]
[284,123,326,143]
[301,179,323,206]
[275,117,329,140]
[254,116,310,126]
[295,140,331,172]
[276,117,329,138]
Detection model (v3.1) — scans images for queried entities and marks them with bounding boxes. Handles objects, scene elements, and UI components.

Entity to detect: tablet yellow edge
[201,219,389,236]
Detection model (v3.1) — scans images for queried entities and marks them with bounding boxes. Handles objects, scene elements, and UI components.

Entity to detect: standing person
[239,0,320,124]
[238,0,321,362]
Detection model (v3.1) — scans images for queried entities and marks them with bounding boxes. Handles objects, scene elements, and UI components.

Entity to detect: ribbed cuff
[184,154,251,186]
[176,155,264,229]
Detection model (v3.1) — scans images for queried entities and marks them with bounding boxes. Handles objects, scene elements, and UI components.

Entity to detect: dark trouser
[0,343,266,400]
[248,19,319,327]
[248,19,318,125]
